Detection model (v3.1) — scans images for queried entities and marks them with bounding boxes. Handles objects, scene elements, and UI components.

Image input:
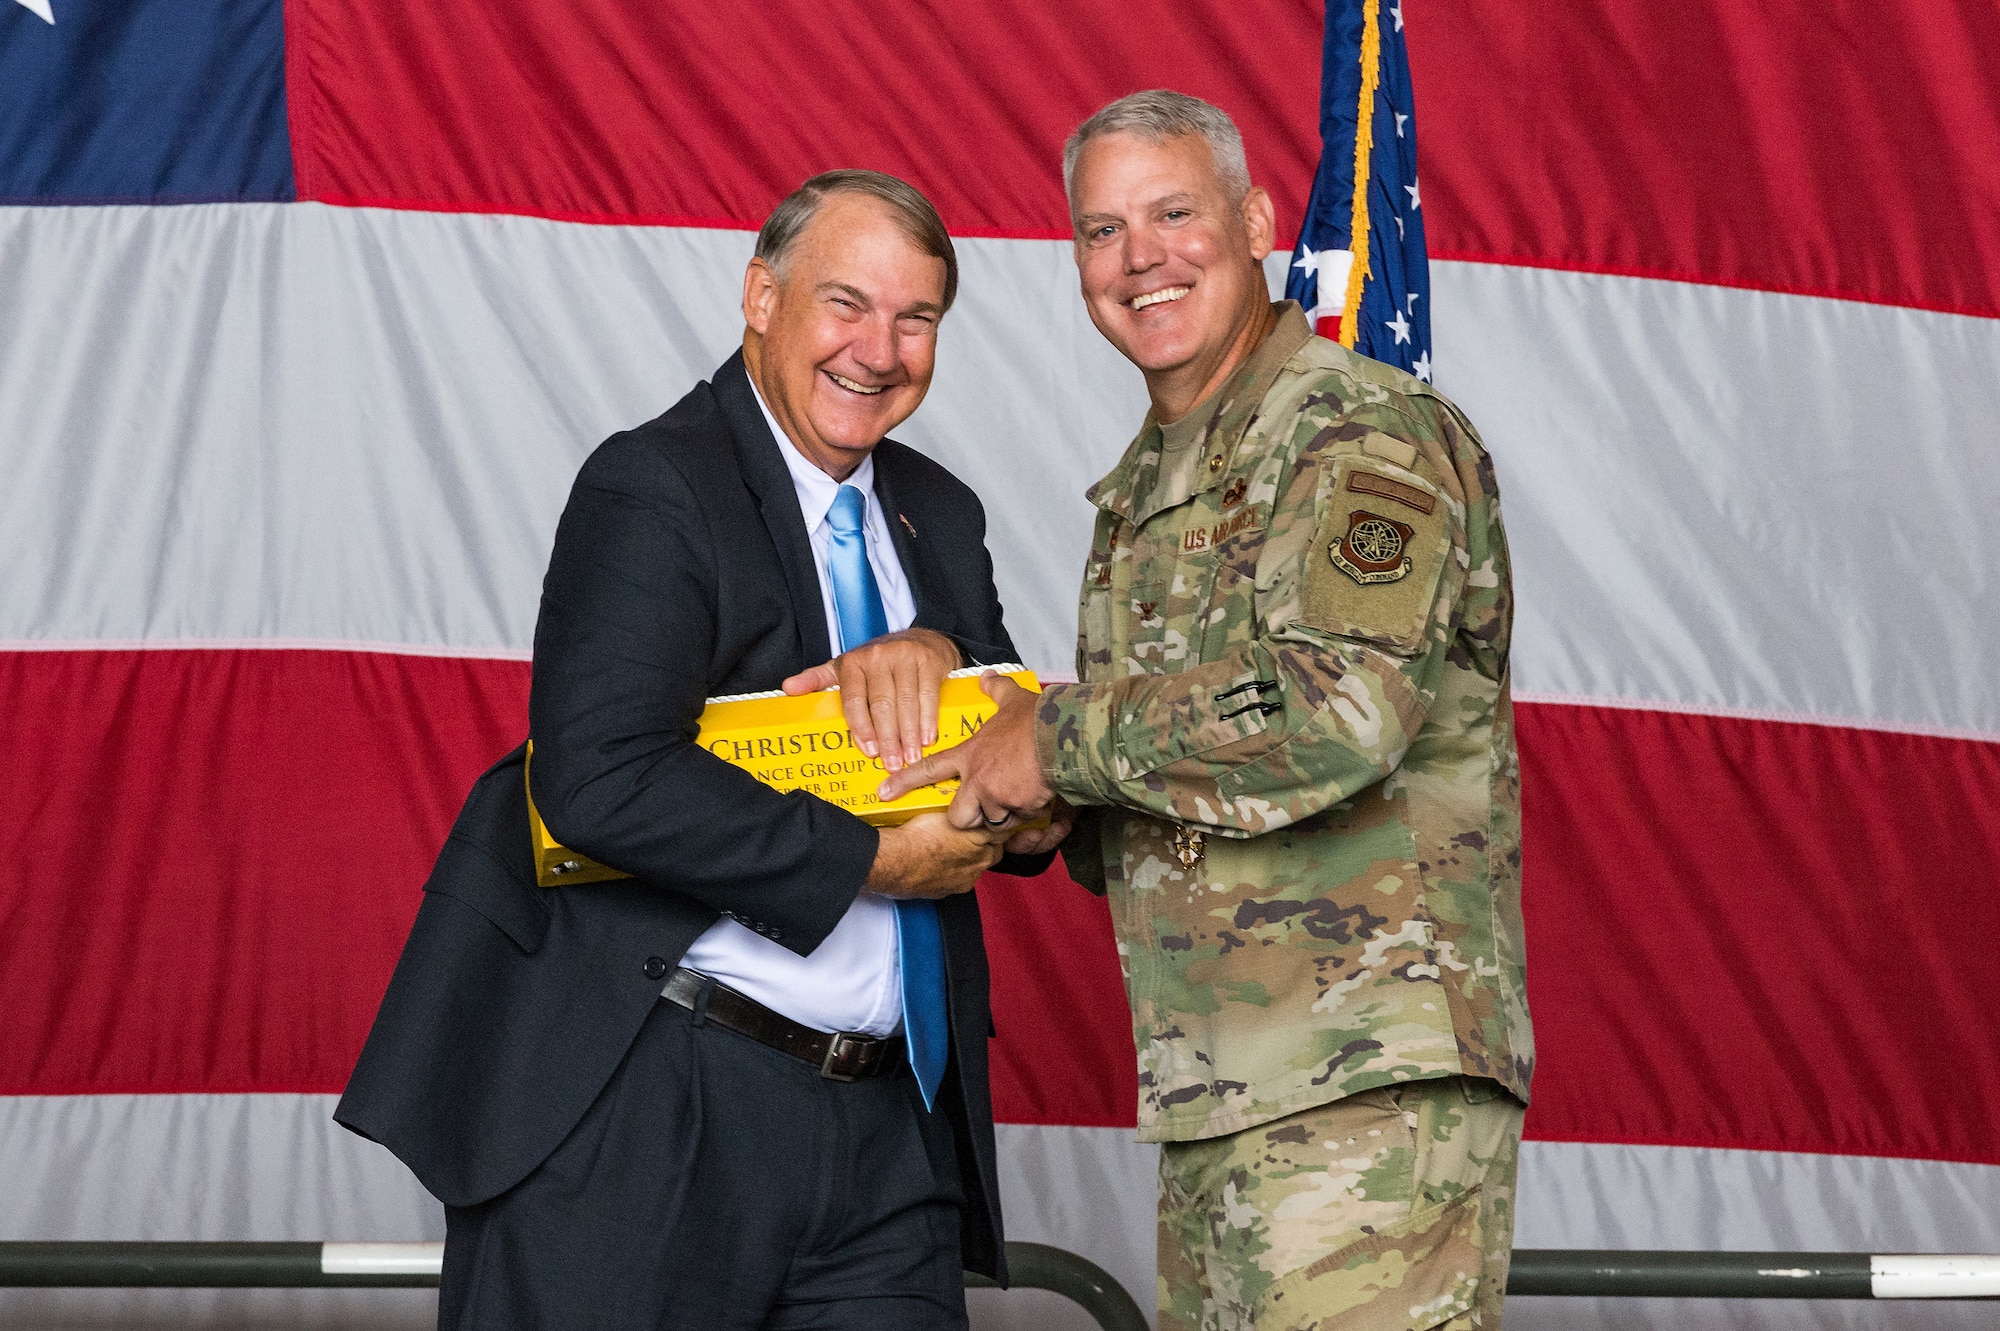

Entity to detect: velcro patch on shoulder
[1302,457,1453,653]
[1358,430,1420,470]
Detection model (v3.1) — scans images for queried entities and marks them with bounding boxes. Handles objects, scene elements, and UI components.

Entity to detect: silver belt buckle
[819,1032,876,1081]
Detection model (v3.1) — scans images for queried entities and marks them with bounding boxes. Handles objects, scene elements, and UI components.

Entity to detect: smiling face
[1070,131,1277,421]
[742,192,948,479]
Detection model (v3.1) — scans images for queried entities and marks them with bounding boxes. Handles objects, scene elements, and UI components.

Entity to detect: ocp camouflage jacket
[1037,302,1532,1143]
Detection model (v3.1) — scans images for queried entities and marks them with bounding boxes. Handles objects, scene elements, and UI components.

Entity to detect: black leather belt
[661,967,903,1082]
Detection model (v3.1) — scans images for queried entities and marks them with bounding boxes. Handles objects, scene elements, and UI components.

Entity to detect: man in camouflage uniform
[884,91,1531,1329]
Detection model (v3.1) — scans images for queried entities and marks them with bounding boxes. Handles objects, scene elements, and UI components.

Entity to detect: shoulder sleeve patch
[1301,455,1454,654]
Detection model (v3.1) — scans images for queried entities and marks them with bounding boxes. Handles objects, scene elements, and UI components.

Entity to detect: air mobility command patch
[1302,456,1453,653]
[1330,510,1414,583]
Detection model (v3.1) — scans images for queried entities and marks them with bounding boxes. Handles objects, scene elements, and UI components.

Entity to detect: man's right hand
[878,672,1052,826]
[866,811,1009,900]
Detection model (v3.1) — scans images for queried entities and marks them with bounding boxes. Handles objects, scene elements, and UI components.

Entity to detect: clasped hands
[779,631,1072,900]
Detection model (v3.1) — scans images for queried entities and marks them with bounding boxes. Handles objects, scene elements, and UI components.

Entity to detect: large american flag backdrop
[3,1,1997,1327]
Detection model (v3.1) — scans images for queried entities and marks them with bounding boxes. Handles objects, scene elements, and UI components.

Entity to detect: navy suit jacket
[335,352,1040,1282]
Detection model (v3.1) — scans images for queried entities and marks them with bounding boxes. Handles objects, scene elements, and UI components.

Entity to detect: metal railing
[1508,1250,2000,1300]
[0,1242,436,1289]
[3,1242,1997,1316]
[0,1240,1149,1331]
[966,1242,1148,1330]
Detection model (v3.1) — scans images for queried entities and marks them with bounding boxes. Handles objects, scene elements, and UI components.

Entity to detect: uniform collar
[1086,300,1314,527]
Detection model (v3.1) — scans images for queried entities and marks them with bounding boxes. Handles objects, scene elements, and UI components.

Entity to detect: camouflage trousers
[1158,1076,1524,1331]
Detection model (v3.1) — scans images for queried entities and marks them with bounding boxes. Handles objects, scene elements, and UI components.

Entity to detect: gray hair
[754,169,959,314]
[1062,90,1252,214]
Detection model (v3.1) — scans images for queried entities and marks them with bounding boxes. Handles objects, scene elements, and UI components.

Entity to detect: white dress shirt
[674,383,917,1035]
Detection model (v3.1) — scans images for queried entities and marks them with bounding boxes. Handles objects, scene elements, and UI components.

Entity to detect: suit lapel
[713,352,833,666]
[872,448,954,636]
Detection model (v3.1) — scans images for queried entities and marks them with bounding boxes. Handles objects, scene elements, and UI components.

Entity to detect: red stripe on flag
[8,649,1999,1167]
[1409,0,2000,319]
[970,706,2000,1161]
[282,0,2000,318]
[1518,702,2000,1165]
[282,0,1319,243]
[0,649,527,1095]
[981,863,1137,1128]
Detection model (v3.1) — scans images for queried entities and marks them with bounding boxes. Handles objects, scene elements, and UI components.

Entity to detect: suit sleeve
[527,441,877,955]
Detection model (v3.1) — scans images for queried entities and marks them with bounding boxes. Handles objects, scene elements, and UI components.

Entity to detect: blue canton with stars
[0,0,295,204]
[1284,0,1432,383]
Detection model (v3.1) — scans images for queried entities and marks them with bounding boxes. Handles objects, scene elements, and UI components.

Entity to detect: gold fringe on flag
[1339,0,1382,348]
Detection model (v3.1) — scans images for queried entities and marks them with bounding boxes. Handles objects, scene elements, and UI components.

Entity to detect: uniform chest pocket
[1120,498,1271,669]
[1118,579,1183,672]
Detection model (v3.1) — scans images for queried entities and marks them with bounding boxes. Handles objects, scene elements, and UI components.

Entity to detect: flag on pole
[1285,0,1432,382]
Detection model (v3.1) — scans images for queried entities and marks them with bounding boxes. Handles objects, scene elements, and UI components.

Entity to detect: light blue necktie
[827,484,948,1110]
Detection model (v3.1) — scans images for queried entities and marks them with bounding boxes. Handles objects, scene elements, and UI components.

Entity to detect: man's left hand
[878,672,1054,825]
[781,628,962,772]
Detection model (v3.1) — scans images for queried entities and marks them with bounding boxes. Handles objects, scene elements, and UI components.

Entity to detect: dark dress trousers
[336,352,1045,1320]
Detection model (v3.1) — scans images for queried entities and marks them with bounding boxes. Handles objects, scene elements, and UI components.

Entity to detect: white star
[1395,112,1408,139]
[1412,349,1433,382]
[1406,292,1421,311]
[1405,178,1421,210]
[1296,247,1355,323]
[14,0,54,21]
[1394,215,1405,241]
[1390,3,1403,31]
[1385,309,1412,344]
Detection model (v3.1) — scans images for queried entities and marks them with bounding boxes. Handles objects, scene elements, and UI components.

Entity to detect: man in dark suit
[336,170,1059,1330]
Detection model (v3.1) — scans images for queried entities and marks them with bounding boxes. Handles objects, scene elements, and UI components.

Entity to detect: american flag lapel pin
[898,513,918,540]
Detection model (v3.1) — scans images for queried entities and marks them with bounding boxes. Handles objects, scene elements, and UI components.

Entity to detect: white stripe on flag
[1432,260,2000,739]
[4,205,1994,730]
[0,204,1137,670]
[8,1094,2000,1326]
